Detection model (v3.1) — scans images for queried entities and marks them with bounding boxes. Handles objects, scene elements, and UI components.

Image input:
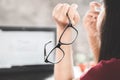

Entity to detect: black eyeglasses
[44,14,78,64]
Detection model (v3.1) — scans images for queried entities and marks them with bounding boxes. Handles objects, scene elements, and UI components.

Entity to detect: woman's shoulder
[88,58,120,71]
[80,58,120,80]
[97,58,120,67]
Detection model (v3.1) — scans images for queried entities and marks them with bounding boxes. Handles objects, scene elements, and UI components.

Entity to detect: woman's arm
[55,27,74,80]
[83,2,101,63]
[52,3,80,80]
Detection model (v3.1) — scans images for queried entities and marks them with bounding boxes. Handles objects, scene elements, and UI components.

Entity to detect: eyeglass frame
[44,14,78,64]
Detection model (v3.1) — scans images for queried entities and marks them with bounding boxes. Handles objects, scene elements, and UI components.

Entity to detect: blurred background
[0,0,95,66]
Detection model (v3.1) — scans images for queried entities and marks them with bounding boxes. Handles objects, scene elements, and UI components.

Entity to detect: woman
[52,0,120,80]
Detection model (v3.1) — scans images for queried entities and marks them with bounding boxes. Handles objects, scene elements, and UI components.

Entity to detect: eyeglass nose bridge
[56,43,61,48]
[68,22,72,27]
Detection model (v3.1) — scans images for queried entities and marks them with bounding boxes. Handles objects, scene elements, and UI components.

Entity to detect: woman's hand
[83,1,101,63]
[83,1,101,37]
[52,3,80,30]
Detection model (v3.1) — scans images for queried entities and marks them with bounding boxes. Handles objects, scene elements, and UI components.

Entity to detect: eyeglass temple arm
[44,41,52,59]
[66,13,72,25]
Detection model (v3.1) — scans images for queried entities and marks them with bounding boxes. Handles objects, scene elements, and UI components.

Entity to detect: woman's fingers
[84,11,99,22]
[52,3,70,27]
[84,1,101,25]
[52,3,62,17]
[74,11,80,25]
[59,3,70,24]
[52,3,80,27]
[83,1,101,35]
[62,3,70,16]
[89,1,101,11]
[68,4,79,25]
[88,11,99,17]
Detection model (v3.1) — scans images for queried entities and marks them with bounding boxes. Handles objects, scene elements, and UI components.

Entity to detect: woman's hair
[99,0,120,62]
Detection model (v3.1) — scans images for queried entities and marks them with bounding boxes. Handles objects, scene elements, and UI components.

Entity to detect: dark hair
[99,0,120,62]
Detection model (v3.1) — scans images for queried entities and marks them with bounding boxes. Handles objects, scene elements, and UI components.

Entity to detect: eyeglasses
[44,14,78,64]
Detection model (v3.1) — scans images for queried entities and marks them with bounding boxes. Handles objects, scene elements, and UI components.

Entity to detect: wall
[0,0,94,65]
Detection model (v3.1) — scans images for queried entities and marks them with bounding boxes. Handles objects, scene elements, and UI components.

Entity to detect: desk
[0,65,54,80]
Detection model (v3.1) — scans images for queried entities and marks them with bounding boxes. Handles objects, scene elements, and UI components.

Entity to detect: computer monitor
[0,27,56,68]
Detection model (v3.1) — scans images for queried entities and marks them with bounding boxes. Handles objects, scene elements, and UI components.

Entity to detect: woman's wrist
[57,24,72,41]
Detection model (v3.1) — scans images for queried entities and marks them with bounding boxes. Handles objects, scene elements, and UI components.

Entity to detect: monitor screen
[0,27,56,68]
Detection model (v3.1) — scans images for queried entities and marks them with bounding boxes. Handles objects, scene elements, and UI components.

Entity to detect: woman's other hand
[83,1,101,63]
[83,1,101,37]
